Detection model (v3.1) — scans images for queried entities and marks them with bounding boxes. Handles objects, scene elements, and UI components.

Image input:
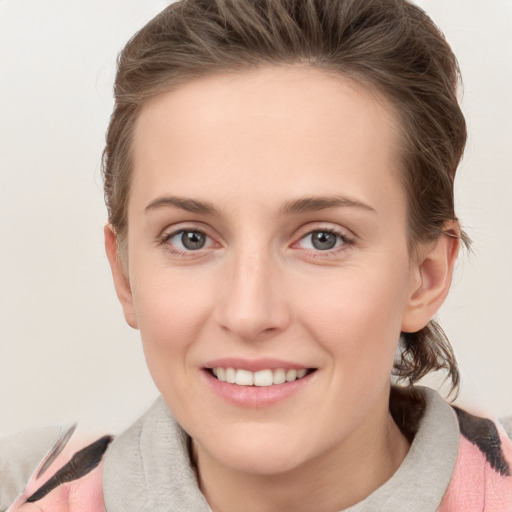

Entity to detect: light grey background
[0,0,511,433]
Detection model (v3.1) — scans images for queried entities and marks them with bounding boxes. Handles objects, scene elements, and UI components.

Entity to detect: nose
[214,250,291,342]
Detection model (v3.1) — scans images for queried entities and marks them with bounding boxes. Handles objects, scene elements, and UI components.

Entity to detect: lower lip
[202,370,315,408]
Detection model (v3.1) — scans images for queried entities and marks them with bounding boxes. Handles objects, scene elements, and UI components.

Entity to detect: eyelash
[293,228,354,257]
[160,228,217,258]
[159,226,354,258]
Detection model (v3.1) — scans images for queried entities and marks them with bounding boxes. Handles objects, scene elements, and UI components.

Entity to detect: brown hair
[102,0,467,394]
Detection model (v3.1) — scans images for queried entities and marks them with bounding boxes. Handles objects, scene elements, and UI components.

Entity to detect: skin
[105,66,459,511]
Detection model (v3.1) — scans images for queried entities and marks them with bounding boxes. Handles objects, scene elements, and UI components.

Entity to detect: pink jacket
[7,428,111,512]
[7,408,512,511]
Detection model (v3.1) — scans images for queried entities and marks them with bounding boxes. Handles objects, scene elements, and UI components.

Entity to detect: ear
[104,224,138,329]
[401,223,460,333]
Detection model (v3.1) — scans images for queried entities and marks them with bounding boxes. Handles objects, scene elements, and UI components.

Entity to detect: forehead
[130,66,403,213]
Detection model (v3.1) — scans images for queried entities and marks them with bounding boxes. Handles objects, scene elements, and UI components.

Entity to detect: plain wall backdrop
[0,0,511,434]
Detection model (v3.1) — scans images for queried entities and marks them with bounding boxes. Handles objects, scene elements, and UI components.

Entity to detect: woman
[3,0,512,510]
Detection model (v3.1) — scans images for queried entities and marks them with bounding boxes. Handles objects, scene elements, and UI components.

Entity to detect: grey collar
[103,387,459,512]
[345,387,459,511]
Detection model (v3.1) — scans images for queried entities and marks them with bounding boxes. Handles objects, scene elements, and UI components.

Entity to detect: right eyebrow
[144,196,219,215]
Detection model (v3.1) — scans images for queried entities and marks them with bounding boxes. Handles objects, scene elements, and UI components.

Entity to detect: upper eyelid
[160,222,215,239]
[293,223,354,240]
[160,226,222,255]
[290,224,356,253]
[163,228,214,243]
[295,230,351,247]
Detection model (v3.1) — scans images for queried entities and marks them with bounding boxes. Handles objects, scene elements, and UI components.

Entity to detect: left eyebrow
[281,195,377,215]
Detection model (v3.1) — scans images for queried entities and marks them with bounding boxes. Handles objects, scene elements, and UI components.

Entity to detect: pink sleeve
[439,429,512,511]
[7,429,110,512]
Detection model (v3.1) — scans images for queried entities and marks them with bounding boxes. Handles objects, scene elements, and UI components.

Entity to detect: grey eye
[167,230,210,251]
[310,231,338,250]
[297,230,345,251]
[180,230,207,250]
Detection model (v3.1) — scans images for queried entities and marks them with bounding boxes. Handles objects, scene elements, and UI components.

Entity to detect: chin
[195,426,313,476]
[216,449,306,476]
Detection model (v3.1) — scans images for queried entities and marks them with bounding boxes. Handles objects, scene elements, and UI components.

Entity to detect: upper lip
[203,358,311,372]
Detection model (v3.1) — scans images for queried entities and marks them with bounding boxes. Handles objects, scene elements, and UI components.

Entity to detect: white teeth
[211,367,310,386]
[254,369,273,387]
[273,368,286,385]
[235,369,254,386]
[225,367,236,384]
[285,369,297,382]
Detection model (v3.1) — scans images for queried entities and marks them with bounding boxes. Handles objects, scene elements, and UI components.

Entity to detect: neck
[193,399,410,512]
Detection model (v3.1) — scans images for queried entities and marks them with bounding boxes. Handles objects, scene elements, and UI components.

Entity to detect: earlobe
[104,225,139,329]
[401,224,460,333]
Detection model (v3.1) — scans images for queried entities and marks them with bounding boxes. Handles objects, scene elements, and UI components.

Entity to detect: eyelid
[159,221,217,241]
[165,229,214,246]
[293,223,354,242]
[291,224,355,254]
[159,223,222,256]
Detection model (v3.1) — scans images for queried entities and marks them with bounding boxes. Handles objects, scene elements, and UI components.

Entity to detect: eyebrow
[144,194,376,216]
[281,195,376,215]
[145,196,219,215]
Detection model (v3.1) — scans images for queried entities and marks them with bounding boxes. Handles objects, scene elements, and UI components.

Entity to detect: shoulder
[439,404,512,510]
[452,406,512,476]
[1,425,63,509]
[389,386,512,510]
[1,425,112,512]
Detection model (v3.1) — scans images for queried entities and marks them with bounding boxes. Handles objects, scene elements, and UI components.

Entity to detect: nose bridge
[215,241,289,340]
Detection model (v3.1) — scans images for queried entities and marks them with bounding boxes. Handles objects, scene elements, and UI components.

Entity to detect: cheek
[131,256,215,330]
[298,264,409,368]
[129,267,216,387]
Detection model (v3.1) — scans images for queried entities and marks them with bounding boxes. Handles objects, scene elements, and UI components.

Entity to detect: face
[108,66,437,476]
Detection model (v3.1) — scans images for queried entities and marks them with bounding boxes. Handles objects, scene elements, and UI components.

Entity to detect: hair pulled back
[103,0,467,394]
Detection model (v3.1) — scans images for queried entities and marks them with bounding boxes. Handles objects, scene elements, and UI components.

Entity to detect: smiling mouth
[208,367,316,386]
